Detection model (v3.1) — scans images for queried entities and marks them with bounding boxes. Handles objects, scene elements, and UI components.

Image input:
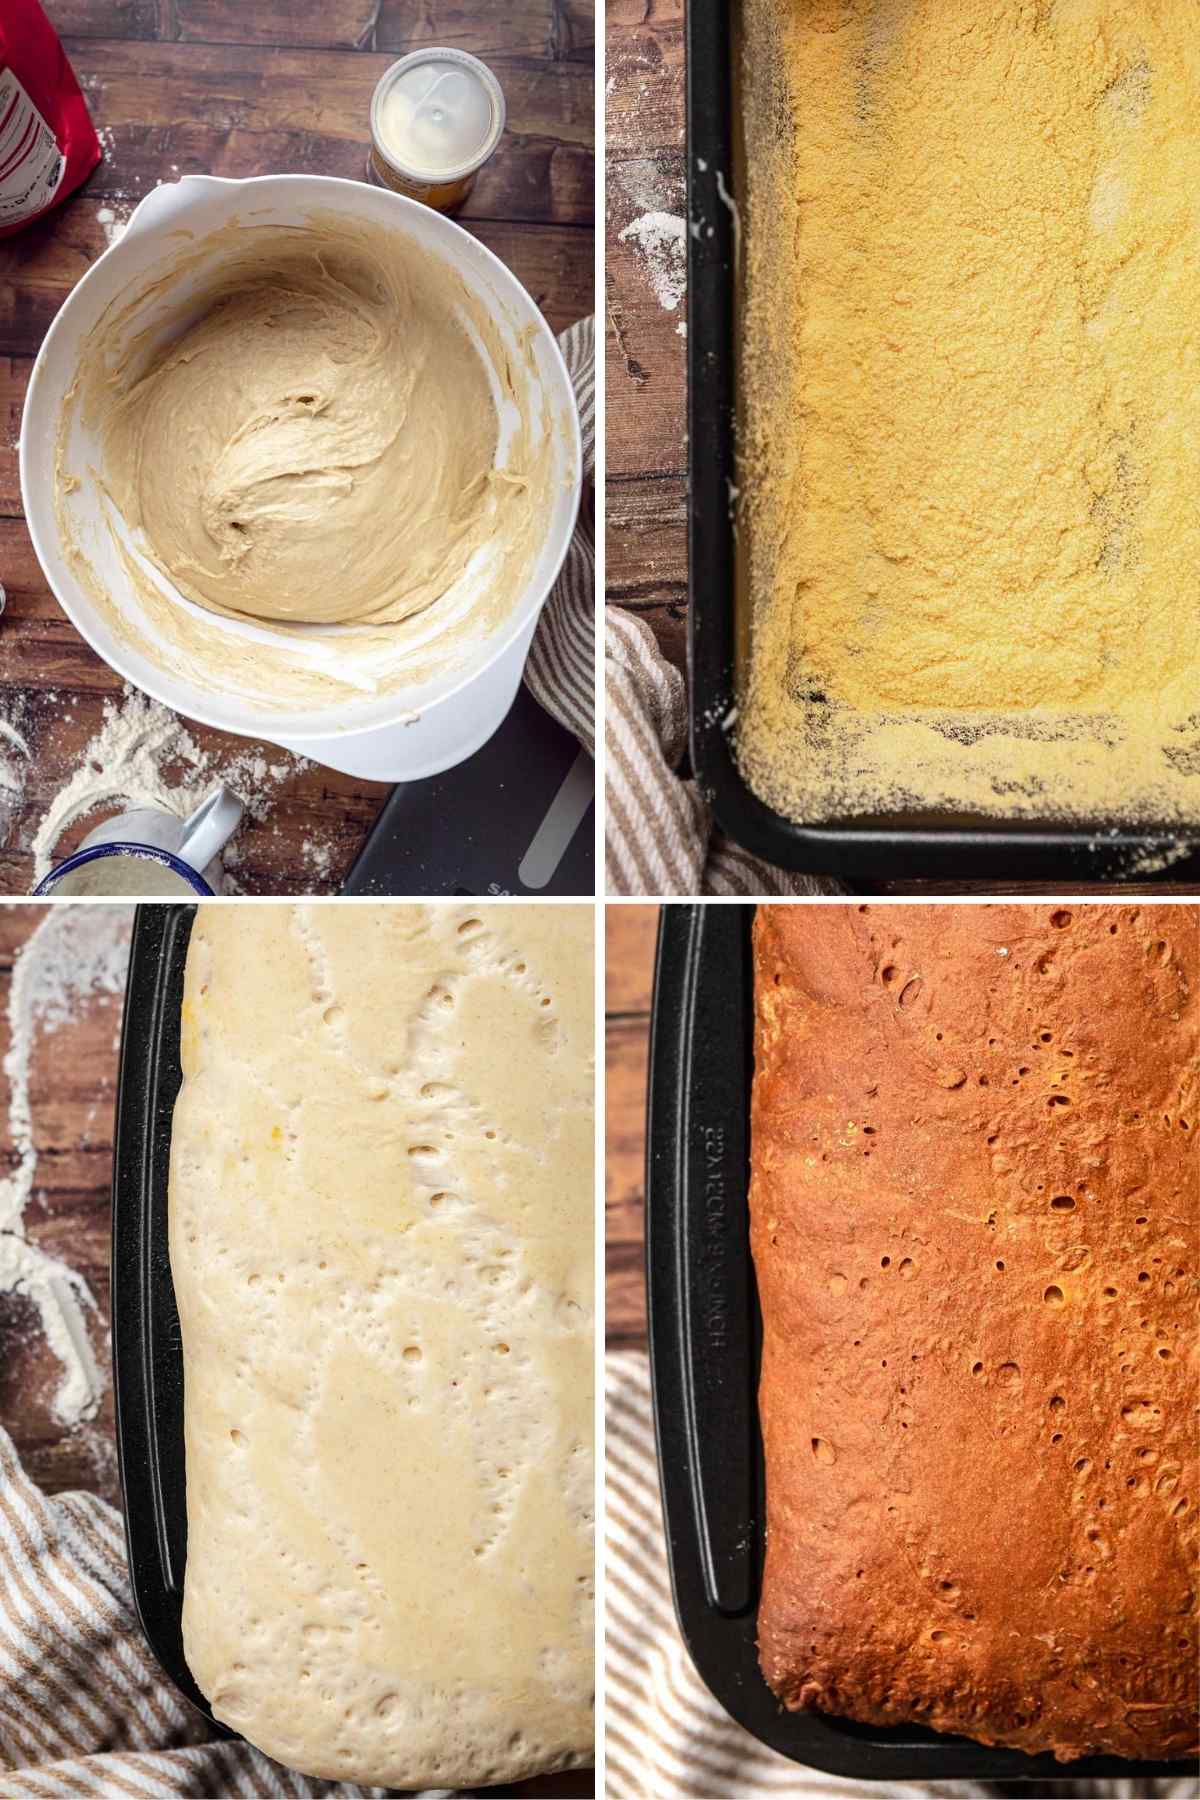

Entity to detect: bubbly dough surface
[751,902,1198,1762]
[170,903,594,1790]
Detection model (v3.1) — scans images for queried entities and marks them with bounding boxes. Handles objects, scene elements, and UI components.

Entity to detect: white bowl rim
[19,172,584,744]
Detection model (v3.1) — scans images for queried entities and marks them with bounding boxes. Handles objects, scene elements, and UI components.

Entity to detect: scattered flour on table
[300,837,336,888]
[614,158,683,221]
[95,202,132,249]
[32,686,312,889]
[618,211,687,313]
[0,706,30,850]
[0,908,132,1427]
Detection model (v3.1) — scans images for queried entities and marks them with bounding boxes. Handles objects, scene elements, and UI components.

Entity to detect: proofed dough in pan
[169,903,594,1789]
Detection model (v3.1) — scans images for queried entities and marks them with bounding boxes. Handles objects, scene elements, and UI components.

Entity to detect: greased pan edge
[110,905,590,1797]
[111,901,222,1727]
[684,6,1200,887]
[644,901,1195,1779]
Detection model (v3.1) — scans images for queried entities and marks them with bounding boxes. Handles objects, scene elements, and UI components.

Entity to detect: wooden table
[0,904,125,1503]
[0,1,594,896]
[605,903,658,1347]
[603,0,687,672]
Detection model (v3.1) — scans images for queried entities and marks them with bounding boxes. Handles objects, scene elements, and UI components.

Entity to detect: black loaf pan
[110,904,591,1798]
[686,5,1200,889]
[645,902,1196,1781]
[110,903,215,1725]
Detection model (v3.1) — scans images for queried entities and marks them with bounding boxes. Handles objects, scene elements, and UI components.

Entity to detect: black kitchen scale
[341,682,595,895]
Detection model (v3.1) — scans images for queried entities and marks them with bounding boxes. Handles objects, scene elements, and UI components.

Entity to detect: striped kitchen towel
[604,1350,1193,1800]
[525,317,595,758]
[0,1424,398,1798]
[604,612,840,897]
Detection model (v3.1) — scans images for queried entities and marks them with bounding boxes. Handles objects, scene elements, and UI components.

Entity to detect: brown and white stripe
[0,1425,401,1798]
[525,317,596,758]
[604,1351,1191,1800]
[602,612,839,898]
[527,317,832,894]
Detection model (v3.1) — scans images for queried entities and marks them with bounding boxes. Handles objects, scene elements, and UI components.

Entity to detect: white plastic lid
[372,50,504,180]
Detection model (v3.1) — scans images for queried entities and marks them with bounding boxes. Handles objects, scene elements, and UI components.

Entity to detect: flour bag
[1,0,100,236]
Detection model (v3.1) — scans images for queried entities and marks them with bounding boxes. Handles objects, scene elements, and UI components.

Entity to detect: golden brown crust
[750,903,1198,1764]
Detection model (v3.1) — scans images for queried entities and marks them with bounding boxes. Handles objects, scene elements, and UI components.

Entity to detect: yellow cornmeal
[737,0,1200,826]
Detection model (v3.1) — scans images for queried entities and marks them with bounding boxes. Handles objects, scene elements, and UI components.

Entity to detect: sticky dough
[99,227,524,627]
[56,214,560,708]
[170,903,594,1789]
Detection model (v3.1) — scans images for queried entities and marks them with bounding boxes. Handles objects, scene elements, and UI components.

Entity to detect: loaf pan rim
[644,899,1198,1779]
[684,2,1200,885]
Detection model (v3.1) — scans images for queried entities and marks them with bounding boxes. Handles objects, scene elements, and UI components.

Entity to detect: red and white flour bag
[0,0,100,237]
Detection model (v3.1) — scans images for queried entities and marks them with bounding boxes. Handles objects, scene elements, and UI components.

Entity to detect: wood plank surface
[0,905,125,1505]
[604,902,657,1346]
[604,0,686,639]
[0,1,593,898]
[52,0,593,60]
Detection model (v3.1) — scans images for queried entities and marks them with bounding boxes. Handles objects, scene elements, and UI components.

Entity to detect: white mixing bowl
[19,175,582,780]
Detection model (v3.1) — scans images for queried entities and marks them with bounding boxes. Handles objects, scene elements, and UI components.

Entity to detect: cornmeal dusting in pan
[737,0,1200,826]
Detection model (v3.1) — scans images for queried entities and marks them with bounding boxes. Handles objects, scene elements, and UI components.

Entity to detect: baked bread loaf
[170,904,594,1789]
[750,903,1198,1763]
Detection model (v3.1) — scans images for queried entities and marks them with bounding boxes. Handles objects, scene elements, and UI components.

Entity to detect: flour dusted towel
[171,904,594,1790]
